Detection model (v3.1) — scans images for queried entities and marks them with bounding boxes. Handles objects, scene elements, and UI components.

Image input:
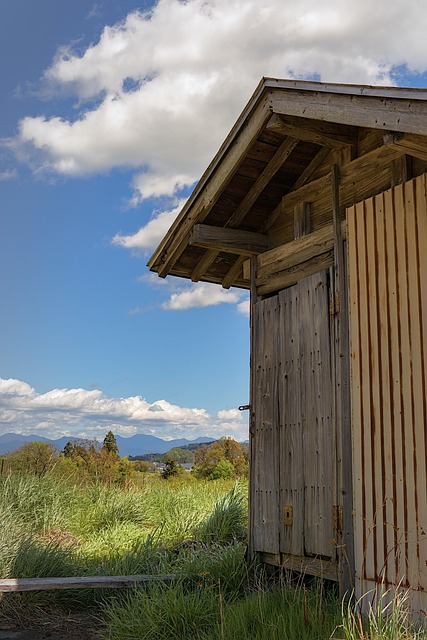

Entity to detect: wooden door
[252,269,336,562]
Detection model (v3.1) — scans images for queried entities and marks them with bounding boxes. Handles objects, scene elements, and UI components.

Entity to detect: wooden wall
[347,173,427,609]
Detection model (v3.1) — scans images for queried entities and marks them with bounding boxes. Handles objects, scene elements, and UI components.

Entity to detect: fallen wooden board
[0,574,178,592]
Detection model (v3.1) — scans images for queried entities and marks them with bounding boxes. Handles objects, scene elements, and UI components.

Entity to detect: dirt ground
[0,612,102,640]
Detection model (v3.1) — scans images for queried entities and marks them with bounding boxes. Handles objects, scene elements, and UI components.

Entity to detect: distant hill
[130,440,215,462]
[0,432,213,457]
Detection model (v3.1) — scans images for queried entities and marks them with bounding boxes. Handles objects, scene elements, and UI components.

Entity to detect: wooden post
[390,154,412,187]
[331,164,354,598]
[248,255,260,558]
[293,202,311,239]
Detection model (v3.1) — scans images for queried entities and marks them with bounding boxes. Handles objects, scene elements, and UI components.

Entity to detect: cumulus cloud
[236,299,250,317]
[0,378,248,441]
[162,282,242,310]
[113,201,184,254]
[6,0,427,203]
[217,408,243,421]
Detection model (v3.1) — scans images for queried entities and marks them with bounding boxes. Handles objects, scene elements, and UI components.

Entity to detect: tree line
[0,432,248,484]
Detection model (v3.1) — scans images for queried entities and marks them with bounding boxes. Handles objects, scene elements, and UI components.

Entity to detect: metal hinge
[330,291,340,316]
[333,505,343,532]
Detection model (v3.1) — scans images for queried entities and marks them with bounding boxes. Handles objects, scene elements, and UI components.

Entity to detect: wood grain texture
[347,173,427,598]
[0,575,178,592]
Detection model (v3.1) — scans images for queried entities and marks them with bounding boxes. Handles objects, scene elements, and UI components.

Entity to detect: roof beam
[256,221,346,296]
[266,114,357,149]
[270,90,427,135]
[266,139,406,230]
[226,136,299,227]
[150,96,272,278]
[290,147,332,192]
[386,132,427,163]
[191,137,299,283]
[190,224,268,256]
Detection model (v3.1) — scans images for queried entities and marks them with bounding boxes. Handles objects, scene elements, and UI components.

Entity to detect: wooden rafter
[191,136,299,282]
[290,147,332,192]
[266,140,406,231]
[153,97,272,278]
[222,256,248,289]
[266,114,357,149]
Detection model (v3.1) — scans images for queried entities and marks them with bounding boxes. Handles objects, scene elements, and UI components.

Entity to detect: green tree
[208,458,234,480]
[161,458,182,480]
[59,438,119,484]
[7,442,58,477]
[117,456,132,489]
[192,437,248,480]
[102,431,119,458]
[62,441,74,457]
[164,447,194,464]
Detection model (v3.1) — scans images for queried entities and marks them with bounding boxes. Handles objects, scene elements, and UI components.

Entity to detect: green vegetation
[162,458,183,480]
[1,437,425,639]
[192,437,249,480]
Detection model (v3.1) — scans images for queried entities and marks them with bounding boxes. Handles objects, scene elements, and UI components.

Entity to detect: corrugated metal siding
[347,173,427,601]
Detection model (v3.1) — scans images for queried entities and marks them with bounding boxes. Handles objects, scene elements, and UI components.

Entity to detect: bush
[195,483,247,544]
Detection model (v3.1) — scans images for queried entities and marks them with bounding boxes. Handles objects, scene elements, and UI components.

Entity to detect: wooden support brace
[190,224,268,256]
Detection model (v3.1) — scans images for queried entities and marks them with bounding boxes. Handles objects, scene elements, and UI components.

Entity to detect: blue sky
[1,0,427,443]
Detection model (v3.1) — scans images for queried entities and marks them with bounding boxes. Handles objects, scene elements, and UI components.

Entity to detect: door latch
[283,505,293,526]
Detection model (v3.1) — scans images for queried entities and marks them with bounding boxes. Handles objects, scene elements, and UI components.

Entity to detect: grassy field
[0,470,425,639]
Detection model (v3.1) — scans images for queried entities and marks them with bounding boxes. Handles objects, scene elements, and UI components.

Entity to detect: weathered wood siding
[252,295,280,554]
[347,173,427,606]
[252,271,336,563]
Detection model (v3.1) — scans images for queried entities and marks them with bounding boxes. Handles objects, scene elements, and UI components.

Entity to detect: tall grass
[101,580,342,640]
[339,586,427,640]
[0,474,78,533]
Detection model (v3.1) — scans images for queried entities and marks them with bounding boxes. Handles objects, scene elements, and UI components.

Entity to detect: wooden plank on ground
[0,574,178,593]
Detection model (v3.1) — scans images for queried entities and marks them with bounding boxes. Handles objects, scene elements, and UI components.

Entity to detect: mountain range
[0,432,213,457]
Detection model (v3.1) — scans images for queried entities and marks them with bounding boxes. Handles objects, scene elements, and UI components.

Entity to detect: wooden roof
[148,78,427,290]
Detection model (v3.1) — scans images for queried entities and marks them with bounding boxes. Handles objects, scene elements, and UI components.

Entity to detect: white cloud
[0,169,17,181]
[217,408,243,421]
[162,282,241,310]
[7,0,427,202]
[0,378,248,441]
[112,201,184,253]
[236,299,250,317]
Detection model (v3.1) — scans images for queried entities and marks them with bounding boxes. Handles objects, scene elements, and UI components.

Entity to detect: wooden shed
[148,78,427,607]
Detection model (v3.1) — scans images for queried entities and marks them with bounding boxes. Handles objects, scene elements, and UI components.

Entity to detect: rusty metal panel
[347,173,427,602]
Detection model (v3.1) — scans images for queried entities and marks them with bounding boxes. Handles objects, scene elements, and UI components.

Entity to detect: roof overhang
[148,77,427,290]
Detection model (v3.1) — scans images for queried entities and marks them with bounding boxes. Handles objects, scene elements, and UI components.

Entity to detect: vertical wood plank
[252,296,280,554]
[279,284,304,556]
[300,272,334,558]
[294,202,311,239]
[414,175,427,591]
[373,191,395,586]
[383,185,405,584]
[347,202,365,591]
